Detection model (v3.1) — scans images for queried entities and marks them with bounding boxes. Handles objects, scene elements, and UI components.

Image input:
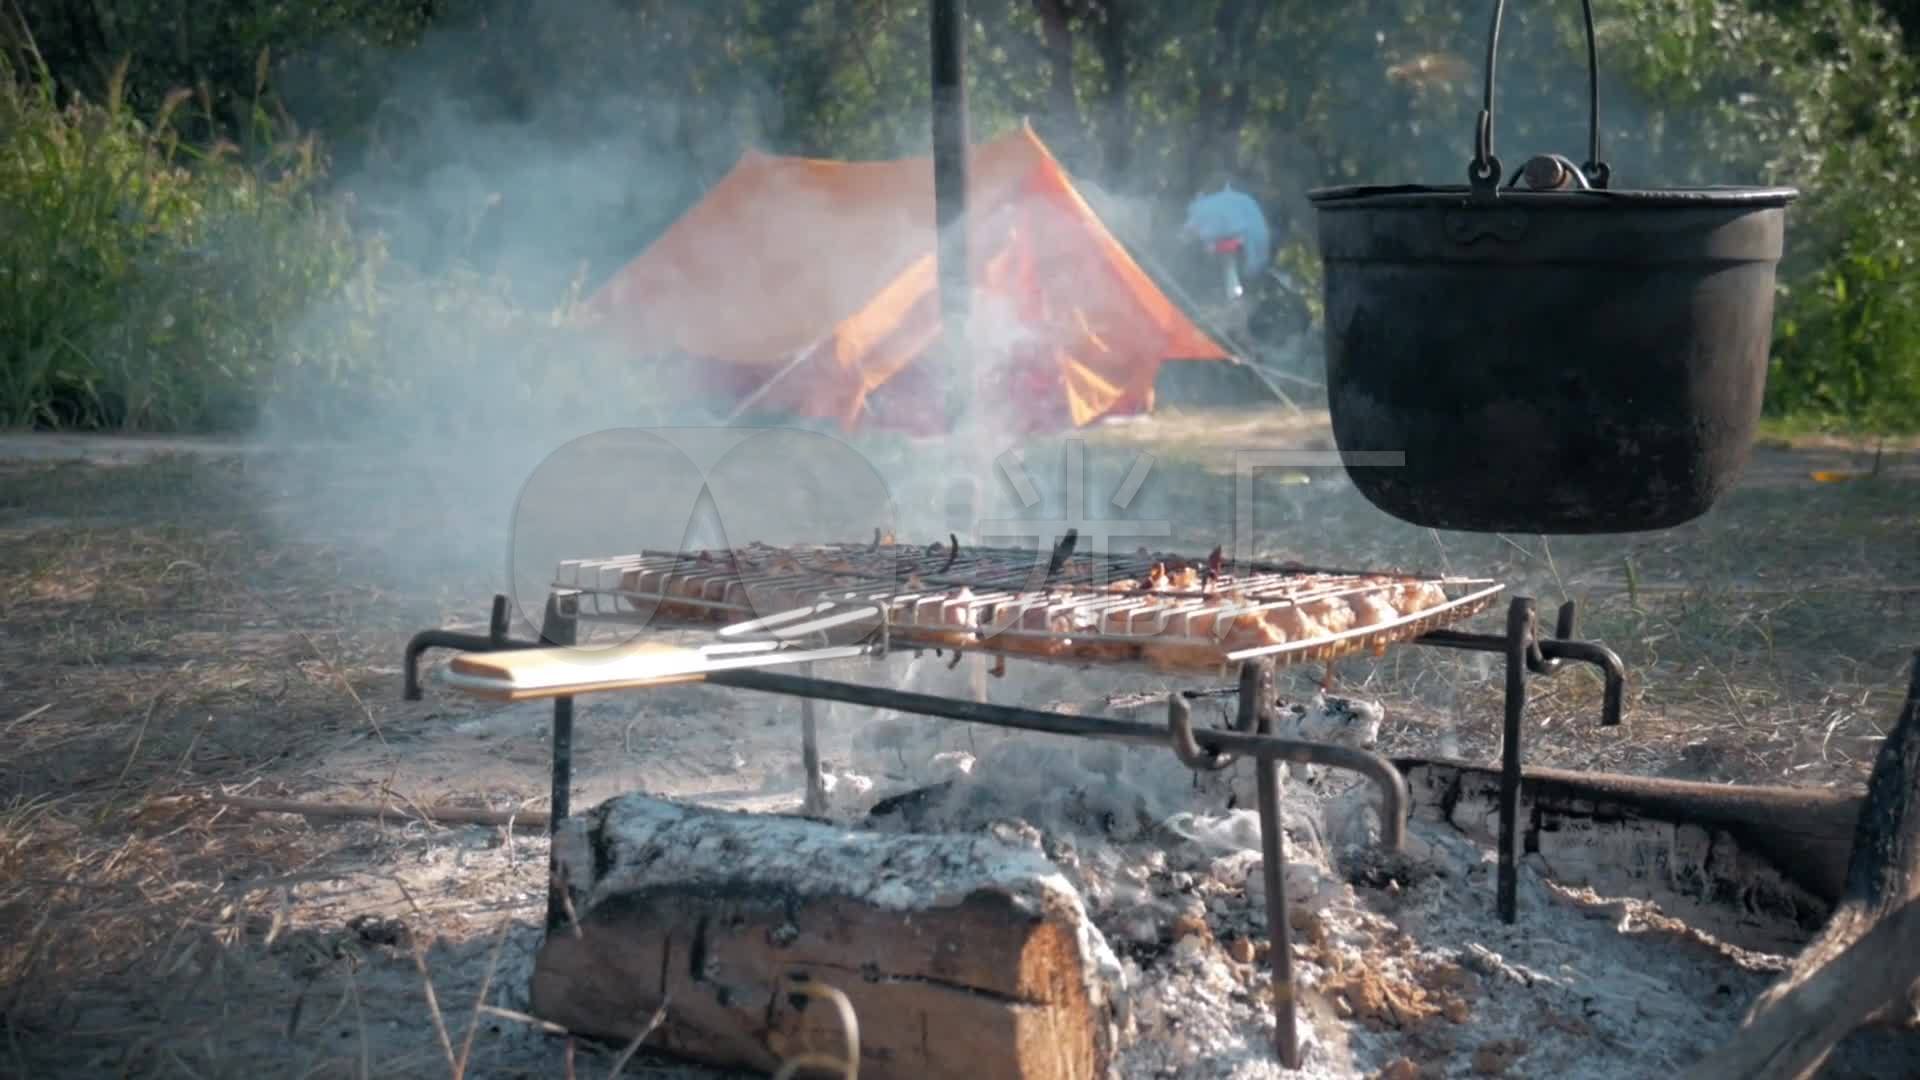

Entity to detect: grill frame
[402,543,1630,1074]
[550,544,1508,673]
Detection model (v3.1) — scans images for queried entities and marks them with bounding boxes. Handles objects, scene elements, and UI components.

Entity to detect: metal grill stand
[402,589,1626,1069]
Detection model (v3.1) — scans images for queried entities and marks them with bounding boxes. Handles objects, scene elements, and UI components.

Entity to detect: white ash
[813,760,875,802]
[927,749,976,779]
[860,721,1919,1079]
[465,920,549,1027]
[1273,695,1386,784]
[560,794,1088,917]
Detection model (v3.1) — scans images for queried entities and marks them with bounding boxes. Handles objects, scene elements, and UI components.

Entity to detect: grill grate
[551,541,1503,674]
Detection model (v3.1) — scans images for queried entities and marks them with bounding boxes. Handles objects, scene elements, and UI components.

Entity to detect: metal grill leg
[1498,596,1534,925]
[542,590,580,934]
[1244,660,1302,1069]
[800,662,826,815]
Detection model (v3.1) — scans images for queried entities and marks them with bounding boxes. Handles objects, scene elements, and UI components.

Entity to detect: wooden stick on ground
[1682,651,1920,1080]
[141,793,552,832]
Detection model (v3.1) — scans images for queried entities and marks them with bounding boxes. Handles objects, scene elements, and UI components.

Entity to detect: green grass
[1755,414,1920,449]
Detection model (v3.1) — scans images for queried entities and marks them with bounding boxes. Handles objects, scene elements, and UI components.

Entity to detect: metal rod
[1246,661,1302,1069]
[707,667,1409,852]
[1534,638,1627,726]
[1416,613,1627,728]
[402,595,536,700]
[930,0,970,436]
[1166,694,1233,771]
[800,662,826,815]
[1498,596,1533,924]
[542,590,580,934]
[400,594,1441,1070]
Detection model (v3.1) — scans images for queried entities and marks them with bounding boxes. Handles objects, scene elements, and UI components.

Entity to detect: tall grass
[0,43,677,440]
[0,46,364,431]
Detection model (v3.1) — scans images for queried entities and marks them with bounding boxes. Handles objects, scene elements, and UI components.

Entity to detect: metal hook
[773,975,860,1080]
[1167,693,1236,771]
[1469,0,1609,193]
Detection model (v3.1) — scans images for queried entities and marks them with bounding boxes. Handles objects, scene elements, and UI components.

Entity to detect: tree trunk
[1028,0,1089,174]
[1207,0,1265,183]
[1681,652,1920,1079]
[1091,0,1132,186]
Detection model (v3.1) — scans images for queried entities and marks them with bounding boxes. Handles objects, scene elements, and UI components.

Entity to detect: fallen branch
[141,793,550,832]
[1394,756,1860,914]
[1682,651,1920,1080]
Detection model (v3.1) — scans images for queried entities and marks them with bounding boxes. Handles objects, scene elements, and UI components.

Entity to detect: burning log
[1393,756,1859,937]
[529,793,1121,1080]
[1682,653,1920,1080]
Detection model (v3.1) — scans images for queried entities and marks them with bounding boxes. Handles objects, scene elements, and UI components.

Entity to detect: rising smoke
[235,0,1677,646]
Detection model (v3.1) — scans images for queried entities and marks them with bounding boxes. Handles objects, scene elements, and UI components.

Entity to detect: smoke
[234,2,1210,620]
[225,0,1696,654]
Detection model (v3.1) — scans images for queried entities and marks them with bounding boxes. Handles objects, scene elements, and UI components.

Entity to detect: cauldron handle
[1469,0,1613,195]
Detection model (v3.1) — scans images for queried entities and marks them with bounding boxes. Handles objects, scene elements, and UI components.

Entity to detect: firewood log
[529,794,1122,1080]
[1393,756,1858,937]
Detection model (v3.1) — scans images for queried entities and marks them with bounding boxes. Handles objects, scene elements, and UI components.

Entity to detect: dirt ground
[0,417,1916,1078]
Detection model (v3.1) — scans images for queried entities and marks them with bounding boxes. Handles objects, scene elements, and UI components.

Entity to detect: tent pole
[723,345,822,425]
[932,0,991,711]
[931,0,970,441]
[931,0,973,507]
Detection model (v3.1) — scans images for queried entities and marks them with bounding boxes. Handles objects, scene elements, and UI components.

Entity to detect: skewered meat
[611,542,1470,672]
[1348,592,1400,628]
[928,587,979,647]
[1392,580,1448,616]
[1142,610,1284,669]
[981,603,1071,658]
[1300,596,1357,635]
[1266,605,1328,641]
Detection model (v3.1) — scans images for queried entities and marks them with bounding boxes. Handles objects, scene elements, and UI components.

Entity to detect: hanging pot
[1305,0,1798,535]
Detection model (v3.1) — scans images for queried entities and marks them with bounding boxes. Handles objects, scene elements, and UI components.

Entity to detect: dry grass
[1118,438,1920,791]
[0,432,1913,1076]
[0,455,552,1077]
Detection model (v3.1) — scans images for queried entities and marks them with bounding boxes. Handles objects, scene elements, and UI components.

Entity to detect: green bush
[0,41,699,440]
[1597,0,1920,433]
[5,1,1918,438]
[0,51,361,430]
[1770,182,1920,433]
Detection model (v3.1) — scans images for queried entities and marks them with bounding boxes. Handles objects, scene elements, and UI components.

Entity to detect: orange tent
[579,123,1229,435]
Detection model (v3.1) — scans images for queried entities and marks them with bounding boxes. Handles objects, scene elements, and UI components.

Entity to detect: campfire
[388,0,1912,1064]
[402,533,1920,1079]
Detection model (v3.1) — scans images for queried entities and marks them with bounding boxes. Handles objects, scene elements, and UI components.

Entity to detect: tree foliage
[2,0,1916,431]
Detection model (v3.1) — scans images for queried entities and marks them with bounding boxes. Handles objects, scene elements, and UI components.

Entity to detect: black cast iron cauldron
[1306,0,1798,535]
